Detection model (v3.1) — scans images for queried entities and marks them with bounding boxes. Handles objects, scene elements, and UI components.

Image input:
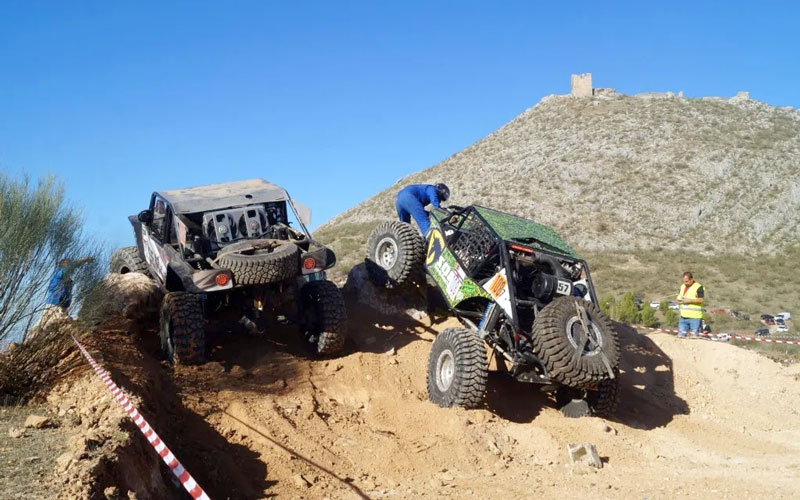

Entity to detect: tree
[641,304,658,327]
[599,295,616,318]
[616,292,641,324]
[664,309,679,328]
[0,174,103,342]
[659,300,670,315]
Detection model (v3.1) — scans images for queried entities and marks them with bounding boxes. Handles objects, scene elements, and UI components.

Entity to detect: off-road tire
[427,328,488,409]
[555,368,620,418]
[365,221,425,288]
[532,296,620,389]
[586,369,620,418]
[217,240,300,285]
[159,292,206,365]
[300,280,347,356]
[110,246,151,276]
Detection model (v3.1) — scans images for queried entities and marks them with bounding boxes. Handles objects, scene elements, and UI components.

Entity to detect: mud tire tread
[532,296,620,389]
[426,328,488,409]
[160,292,206,365]
[110,246,151,276]
[301,280,347,356]
[365,221,425,288]
[217,240,300,285]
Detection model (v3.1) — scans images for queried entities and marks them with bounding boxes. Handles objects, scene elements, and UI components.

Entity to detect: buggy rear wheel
[555,368,620,418]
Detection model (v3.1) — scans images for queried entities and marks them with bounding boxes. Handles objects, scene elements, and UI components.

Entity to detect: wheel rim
[375,237,399,269]
[565,315,604,357]
[435,349,456,392]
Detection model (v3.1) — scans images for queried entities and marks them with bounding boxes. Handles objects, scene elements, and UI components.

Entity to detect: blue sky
[1,1,798,248]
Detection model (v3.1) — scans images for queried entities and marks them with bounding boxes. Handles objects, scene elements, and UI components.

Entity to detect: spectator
[46,257,94,312]
[677,271,704,338]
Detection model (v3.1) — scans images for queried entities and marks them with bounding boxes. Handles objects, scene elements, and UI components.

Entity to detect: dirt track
[60,301,798,500]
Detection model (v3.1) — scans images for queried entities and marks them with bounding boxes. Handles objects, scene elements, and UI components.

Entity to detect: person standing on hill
[677,271,705,338]
[395,183,450,235]
[46,257,94,311]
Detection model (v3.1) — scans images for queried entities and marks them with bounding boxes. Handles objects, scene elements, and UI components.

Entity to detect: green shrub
[641,304,658,327]
[616,292,641,324]
[599,294,615,318]
[664,310,679,327]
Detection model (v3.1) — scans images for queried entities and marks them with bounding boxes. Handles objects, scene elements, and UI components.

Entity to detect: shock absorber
[478,302,501,339]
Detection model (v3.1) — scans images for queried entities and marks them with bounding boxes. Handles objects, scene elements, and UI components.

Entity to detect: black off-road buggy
[110,179,346,364]
[366,205,620,417]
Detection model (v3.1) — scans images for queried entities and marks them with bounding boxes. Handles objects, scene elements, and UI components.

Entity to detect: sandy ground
[5,303,800,499]
[158,308,800,499]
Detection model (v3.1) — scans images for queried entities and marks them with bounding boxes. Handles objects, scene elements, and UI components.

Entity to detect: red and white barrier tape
[632,325,800,345]
[71,335,211,500]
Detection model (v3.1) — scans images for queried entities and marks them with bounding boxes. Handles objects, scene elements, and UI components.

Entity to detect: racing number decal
[488,273,507,298]
[426,229,445,266]
[556,279,572,296]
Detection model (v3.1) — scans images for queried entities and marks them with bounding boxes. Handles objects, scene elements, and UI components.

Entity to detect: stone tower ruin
[571,73,593,97]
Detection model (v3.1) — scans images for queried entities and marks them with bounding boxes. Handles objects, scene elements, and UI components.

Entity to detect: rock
[429,478,444,488]
[599,422,617,435]
[389,358,399,365]
[293,474,311,488]
[343,263,428,319]
[386,347,397,356]
[24,415,52,429]
[8,427,24,438]
[24,456,40,463]
[104,486,122,500]
[55,452,74,473]
[568,443,603,468]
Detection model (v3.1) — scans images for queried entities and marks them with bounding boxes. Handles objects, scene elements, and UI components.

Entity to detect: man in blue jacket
[395,183,450,235]
[46,257,94,311]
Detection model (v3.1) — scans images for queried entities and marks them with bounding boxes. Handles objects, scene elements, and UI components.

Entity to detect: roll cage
[429,205,600,333]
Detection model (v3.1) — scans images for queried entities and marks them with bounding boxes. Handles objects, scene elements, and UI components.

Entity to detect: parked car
[763,318,776,325]
[634,296,643,310]
[649,300,661,309]
[761,314,774,321]
[776,317,786,326]
[775,312,791,321]
[755,328,770,336]
[777,325,789,333]
[668,301,679,310]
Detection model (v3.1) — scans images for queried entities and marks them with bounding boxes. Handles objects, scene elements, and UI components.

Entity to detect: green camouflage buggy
[366,205,620,417]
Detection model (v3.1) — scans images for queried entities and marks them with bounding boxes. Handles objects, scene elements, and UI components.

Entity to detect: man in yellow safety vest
[677,271,705,338]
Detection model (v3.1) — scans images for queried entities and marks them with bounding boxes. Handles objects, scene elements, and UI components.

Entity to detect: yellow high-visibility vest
[677,281,704,319]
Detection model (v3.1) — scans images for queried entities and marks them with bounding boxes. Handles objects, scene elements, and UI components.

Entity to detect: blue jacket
[397,184,441,208]
[46,268,72,308]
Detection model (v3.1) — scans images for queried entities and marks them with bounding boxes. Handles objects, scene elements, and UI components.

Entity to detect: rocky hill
[317,92,800,275]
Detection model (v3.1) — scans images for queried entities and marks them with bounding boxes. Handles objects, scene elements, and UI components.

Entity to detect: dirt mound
[78,273,162,326]
[7,291,800,498]
[129,306,799,499]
